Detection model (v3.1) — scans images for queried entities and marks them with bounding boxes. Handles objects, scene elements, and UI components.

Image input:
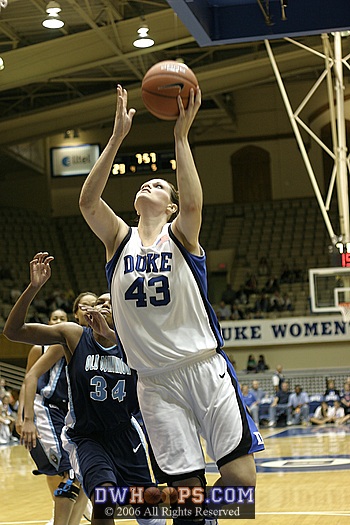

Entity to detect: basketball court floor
[1,424,349,525]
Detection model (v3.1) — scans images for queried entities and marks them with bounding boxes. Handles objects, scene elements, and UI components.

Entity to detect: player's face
[75,293,97,326]
[134,179,173,214]
[49,309,68,325]
[94,293,113,326]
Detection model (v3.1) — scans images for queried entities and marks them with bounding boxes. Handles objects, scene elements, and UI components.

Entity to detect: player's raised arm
[3,253,69,347]
[79,85,134,261]
[172,87,202,255]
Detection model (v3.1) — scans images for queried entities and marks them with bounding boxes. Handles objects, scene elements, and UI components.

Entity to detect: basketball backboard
[166,0,350,46]
[309,267,350,314]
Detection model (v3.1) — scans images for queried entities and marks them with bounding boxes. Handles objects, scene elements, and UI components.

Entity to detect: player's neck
[138,216,167,246]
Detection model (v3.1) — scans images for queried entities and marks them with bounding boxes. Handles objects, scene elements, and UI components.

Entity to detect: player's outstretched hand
[112,84,136,141]
[30,252,54,290]
[174,86,201,139]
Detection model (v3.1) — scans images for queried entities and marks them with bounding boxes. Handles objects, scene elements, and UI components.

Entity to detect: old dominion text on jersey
[85,354,131,374]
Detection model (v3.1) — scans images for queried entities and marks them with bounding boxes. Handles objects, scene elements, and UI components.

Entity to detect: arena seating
[0,197,341,326]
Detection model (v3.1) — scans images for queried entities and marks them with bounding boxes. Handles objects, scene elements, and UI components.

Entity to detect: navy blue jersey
[66,327,138,435]
[37,345,68,411]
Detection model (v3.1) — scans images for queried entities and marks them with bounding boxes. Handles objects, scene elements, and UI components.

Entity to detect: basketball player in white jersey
[79,85,265,523]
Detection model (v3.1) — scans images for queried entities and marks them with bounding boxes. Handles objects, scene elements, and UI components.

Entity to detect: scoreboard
[111,151,176,176]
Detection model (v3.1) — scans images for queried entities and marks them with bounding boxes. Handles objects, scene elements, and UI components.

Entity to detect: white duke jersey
[106,223,224,376]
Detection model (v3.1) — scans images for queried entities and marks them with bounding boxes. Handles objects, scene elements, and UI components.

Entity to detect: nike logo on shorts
[219,373,225,378]
[133,443,142,453]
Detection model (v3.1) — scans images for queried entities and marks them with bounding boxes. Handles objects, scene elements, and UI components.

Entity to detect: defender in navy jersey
[79,85,265,523]
[4,256,164,525]
[17,296,97,525]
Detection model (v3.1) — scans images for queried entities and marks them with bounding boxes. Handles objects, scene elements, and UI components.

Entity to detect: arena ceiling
[0,1,350,161]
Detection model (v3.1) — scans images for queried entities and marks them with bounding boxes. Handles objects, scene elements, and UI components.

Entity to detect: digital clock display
[335,242,350,267]
[111,151,176,176]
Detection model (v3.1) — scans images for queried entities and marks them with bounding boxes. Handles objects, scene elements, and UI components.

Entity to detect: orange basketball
[160,486,178,504]
[144,486,162,504]
[141,60,198,120]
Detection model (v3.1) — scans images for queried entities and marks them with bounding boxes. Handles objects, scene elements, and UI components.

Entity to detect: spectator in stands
[249,380,265,427]
[263,275,280,294]
[0,377,7,400]
[241,384,259,427]
[257,256,270,277]
[268,380,292,427]
[221,283,236,307]
[340,381,350,416]
[235,284,248,305]
[324,378,340,401]
[256,354,269,372]
[282,292,293,312]
[328,400,348,425]
[0,392,17,443]
[288,385,310,425]
[250,380,265,401]
[216,300,232,321]
[272,364,285,392]
[269,290,285,312]
[246,354,257,373]
[244,272,259,298]
[8,389,19,414]
[254,293,269,314]
[310,401,334,425]
[230,303,245,320]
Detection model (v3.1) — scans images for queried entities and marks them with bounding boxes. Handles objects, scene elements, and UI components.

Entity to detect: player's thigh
[138,379,204,475]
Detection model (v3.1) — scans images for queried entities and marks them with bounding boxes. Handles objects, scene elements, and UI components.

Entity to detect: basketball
[160,486,178,504]
[141,60,198,120]
[144,486,162,504]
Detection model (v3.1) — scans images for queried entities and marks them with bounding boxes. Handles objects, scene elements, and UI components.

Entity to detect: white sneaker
[268,421,275,427]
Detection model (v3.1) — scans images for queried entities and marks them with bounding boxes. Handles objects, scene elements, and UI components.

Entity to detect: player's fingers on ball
[195,87,202,105]
[177,95,185,113]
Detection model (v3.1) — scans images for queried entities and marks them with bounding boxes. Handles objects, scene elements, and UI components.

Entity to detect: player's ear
[167,203,178,214]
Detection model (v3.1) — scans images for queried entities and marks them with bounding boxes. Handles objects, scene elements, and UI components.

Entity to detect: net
[338,302,350,322]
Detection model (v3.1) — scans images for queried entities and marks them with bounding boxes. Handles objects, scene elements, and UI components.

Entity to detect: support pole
[333,32,350,243]
[265,38,337,244]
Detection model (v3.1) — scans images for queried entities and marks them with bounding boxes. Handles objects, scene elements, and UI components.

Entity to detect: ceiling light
[133,25,154,48]
[42,1,65,29]
[0,57,4,71]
